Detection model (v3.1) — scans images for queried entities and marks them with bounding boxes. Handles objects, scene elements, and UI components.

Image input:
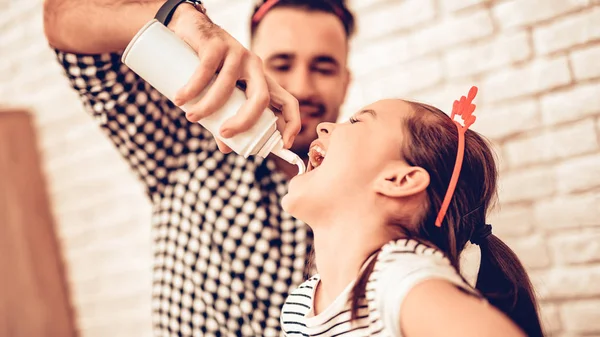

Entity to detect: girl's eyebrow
[358,109,377,118]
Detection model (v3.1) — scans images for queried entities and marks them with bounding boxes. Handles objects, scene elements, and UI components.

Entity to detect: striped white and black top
[280,239,481,337]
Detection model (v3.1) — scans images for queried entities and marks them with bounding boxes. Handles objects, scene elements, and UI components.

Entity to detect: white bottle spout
[258,131,306,175]
[272,147,306,175]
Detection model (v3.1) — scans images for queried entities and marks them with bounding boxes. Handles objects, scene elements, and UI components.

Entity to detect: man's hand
[167,4,300,153]
[43,0,300,154]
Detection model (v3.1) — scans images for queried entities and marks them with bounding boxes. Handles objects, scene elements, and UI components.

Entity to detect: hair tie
[471,224,492,245]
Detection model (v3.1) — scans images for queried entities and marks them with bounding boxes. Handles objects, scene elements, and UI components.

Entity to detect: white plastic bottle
[122,19,305,175]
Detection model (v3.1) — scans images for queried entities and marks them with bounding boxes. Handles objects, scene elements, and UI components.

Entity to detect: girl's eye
[349,116,359,124]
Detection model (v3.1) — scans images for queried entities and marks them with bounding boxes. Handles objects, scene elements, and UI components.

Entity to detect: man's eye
[272,65,290,72]
[313,67,336,75]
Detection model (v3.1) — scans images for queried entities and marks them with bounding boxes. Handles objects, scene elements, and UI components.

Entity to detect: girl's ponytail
[476,234,544,337]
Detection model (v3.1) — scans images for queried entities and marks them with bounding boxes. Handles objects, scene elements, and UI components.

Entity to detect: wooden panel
[0,109,77,337]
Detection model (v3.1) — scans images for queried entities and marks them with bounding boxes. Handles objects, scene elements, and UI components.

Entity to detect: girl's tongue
[308,145,326,171]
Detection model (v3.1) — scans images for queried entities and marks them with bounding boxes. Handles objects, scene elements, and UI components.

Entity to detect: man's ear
[373,163,430,198]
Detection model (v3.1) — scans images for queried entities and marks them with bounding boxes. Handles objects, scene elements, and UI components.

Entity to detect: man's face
[252,7,351,157]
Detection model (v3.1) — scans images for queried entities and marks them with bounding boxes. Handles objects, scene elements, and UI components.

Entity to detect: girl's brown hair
[349,101,544,337]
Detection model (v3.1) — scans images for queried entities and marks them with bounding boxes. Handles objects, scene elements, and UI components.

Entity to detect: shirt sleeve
[55,50,213,199]
[375,253,479,337]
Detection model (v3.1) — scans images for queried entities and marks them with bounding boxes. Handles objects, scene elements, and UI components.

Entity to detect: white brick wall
[561,299,600,333]
[571,43,600,80]
[541,82,600,125]
[493,0,590,30]
[504,119,598,168]
[1,1,599,336]
[443,31,532,78]
[549,229,600,264]
[533,6,600,55]
[482,56,572,103]
[442,0,492,13]
[472,99,540,140]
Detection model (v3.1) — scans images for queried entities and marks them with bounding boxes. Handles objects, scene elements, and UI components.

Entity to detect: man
[43,0,355,335]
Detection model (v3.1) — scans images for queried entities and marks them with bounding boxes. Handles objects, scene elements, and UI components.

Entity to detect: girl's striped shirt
[280,239,482,337]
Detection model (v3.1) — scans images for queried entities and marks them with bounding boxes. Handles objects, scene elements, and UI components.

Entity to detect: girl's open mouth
[307,143,327,172]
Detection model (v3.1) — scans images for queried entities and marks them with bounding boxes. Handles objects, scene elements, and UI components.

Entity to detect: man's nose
[286,68,316,100]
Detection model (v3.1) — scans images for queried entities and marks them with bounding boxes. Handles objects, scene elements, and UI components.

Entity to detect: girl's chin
[280,193,302,221]
[281,189,313,221]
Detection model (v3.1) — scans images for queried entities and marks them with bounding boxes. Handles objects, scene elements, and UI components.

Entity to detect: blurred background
[1,0,599,336]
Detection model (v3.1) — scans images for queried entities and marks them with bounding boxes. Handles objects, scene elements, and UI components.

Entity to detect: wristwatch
[155,0,206,26]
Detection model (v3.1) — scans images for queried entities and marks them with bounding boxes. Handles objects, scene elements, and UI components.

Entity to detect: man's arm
[43,0,300,150]
[43,0,167,54]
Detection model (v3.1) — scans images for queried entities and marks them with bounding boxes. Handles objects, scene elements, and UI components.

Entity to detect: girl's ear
[373,163,430,198]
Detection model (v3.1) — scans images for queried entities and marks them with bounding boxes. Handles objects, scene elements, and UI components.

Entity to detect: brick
[549,229,600,265]
[57,198,151,242]
[41,127,112,165]
[67,241,152,284]
[75,291,153,329]
[505,119,599,168]
[0,1,37,28]
[532,265,600,300]
[409,81,481,112]
[541,82,600,126]
[496,144,509,173]
[534,7,600,55]
[408,9,494,57]
[482,57,571,103]
[444,32,532,78]
[356,0,436,41]
[340,83,366,119]
[487,205,535,238]
[534,192,600,231]
[539,304,562,335]
[0,24,28,53]
[442,0,492,12]
[362,56,443,100]
[216,1,255,45]
[472,99,540,140]
[481,57,571,102]
[556,154,600,193]
[47,153,135,199]
[504,235,551,269]
[499,167,555,203]
[492,0,590,30]
[352,9,494,76]
[347,0,390,11]
[350,36,410,77]
[80,318,154,337]
[561,299,600,333]
[571,44,600,81]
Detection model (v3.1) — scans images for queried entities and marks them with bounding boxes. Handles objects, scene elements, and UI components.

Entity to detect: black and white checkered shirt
[56,51,312,337]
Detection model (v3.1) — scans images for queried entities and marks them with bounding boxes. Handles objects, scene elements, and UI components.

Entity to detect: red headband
[252,0,345,25]
[435,86,479,228]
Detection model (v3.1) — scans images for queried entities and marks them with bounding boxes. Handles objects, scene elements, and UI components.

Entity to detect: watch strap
[155,0,203,26]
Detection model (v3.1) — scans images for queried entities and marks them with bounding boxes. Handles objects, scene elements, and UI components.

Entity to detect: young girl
[279,87,543,337]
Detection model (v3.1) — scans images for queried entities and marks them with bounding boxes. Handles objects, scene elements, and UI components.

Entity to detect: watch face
[184,0,205,13]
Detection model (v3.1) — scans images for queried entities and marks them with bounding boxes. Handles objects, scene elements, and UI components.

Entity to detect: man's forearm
[43,0,166,54]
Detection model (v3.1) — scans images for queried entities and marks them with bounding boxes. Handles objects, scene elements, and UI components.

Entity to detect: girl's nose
[316,122,335,137]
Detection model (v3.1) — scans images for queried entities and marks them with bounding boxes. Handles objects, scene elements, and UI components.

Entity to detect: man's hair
[250,0,356,39]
